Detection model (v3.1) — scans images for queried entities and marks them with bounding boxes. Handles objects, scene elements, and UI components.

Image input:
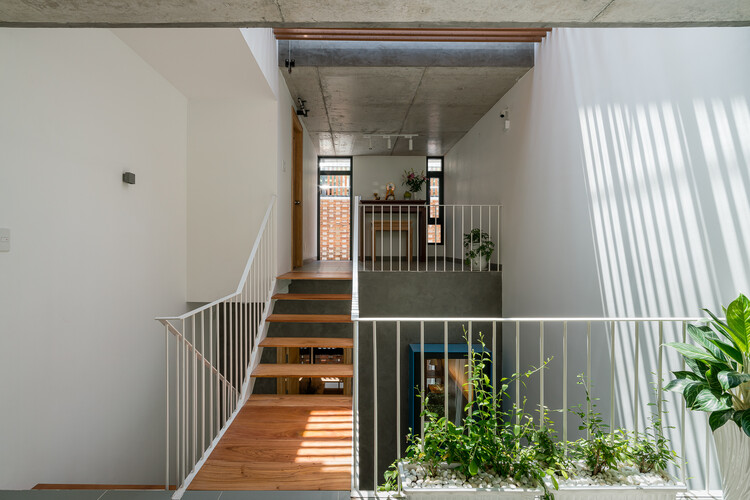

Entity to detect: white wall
[353,156,427,200]
[0,29,187,488]
[240,28,279,99]
[303,122,318,261]
[187,97,277,301]
[446,27,750,489]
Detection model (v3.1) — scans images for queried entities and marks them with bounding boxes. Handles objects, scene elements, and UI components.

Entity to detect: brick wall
[320,197,350,260]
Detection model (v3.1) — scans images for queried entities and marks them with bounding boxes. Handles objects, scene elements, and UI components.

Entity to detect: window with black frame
[427,157,444,244]
[318,157,352,260]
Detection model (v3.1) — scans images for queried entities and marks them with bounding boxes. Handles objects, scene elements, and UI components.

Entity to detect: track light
[368,136,373,150]
[409,137,413,151]
[387,136,392,149]
[296,98,308,117]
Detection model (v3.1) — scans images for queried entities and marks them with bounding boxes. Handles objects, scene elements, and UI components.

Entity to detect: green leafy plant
[463,228,495,268]
[529,410,570,482]
[664,293,750,436]
[628,407,678,474]
[381,332,557,499]
[569,374,628,476]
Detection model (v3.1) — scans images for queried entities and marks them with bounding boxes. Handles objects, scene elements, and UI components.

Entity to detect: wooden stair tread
[266,314,352,323]
[277,271,352,280]
[252,364,353,378]
[272,293,352,301]
[246,394,352,407]
[260,337,353,348]
[189,395,352,491]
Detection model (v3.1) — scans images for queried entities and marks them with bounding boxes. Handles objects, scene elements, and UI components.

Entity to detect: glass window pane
[319,158,352,171]
[428,224,442,244]
[427,158,443,172]
[429,177,440,218]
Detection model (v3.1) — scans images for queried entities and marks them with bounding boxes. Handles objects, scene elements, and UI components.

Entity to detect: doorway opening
[318,157,352,261]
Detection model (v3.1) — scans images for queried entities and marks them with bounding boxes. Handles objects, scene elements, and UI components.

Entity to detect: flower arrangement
[402,168,427,193]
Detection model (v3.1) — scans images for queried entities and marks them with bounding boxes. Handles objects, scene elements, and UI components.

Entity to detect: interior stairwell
[189,267,354,491]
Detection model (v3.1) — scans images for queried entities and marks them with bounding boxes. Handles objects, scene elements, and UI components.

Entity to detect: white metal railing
[156,196,277,499]
[355,197,501,272]
[349,316,721,496]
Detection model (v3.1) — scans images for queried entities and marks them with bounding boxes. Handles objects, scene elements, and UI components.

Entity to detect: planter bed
[398,462,686,500]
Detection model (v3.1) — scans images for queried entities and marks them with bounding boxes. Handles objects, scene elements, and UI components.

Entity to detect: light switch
[0,228,9,252]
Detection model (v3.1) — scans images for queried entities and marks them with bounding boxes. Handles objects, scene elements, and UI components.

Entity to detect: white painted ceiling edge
[113,27,275,100]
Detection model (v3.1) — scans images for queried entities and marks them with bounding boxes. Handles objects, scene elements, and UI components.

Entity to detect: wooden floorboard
[252,363,353,378]
[266,314,352,323]
[260,337,353,348]
[189,395,352,491]
[272,293,352,301]
[277,271,352,280]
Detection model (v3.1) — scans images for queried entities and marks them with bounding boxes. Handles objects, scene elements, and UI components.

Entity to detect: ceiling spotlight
[409,137,413,151]
[368,136,373,150]
[386,136,392,149]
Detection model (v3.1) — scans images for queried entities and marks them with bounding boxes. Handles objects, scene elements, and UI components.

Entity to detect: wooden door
[292,109,304,268]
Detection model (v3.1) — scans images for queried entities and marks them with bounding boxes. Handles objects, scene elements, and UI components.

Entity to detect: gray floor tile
[219,492,342,500]
[182,493,222,500]
[0,492,106,500]
[100,492,175,500]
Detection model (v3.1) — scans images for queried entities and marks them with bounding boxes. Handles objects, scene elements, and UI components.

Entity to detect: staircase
[189,267,354,491]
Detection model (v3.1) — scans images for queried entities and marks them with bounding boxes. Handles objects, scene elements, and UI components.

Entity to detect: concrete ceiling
[1,0,748,26]
[282,41,532,156]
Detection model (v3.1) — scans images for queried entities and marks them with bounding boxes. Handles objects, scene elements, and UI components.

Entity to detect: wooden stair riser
[272,299,352,315]
[288,279,352,295]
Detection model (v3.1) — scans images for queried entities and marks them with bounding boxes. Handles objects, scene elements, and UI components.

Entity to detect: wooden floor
[190,395,352,491]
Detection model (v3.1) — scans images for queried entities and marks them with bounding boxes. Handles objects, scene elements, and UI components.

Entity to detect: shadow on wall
[573,34,750,489]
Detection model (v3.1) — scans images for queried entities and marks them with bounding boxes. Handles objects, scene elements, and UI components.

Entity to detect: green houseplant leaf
[717,371,750,392]
[664,342,723,364]
[709,408,735,432]
[726,294,750,353]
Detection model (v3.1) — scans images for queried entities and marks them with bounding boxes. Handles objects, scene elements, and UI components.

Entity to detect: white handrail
[156,195,277,499]
[351,315,718,496]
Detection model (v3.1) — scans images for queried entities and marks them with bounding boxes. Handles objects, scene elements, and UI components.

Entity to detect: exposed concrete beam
[1,0,748,27]
[278,41,535,68]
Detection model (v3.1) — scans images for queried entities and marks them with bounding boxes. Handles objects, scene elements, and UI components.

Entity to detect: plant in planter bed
[664,293,750,500]
[383,334,557,499]
[383,334,683,499]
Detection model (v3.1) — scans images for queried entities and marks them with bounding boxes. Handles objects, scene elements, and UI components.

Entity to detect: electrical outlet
[0,228,9,252]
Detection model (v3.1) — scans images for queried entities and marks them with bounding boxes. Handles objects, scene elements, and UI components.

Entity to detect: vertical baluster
[209,307,213,444]
[539,321,544,428]
[424,202,428,271]
[396,321,401,458]
[182,318,187,482]
[420,321,425,439]
[461,206,464,272]
[452,205,456,272]
[497,206,501,269]
[201,310,205,455]
[492,321,497,430]
[705,417,711,492]
[680,322,687,485]
[373,321,378,491]
[192,315,196,467]
[175,322,180,486]
[389,206,392,271]
[223,301,227,426]
[380,205,384,272]
[587,321,592,437]
[610,321,616,442]
[352,320,359,492]
[468,320,473,413]
[515,321,520,424]
[563,322,568,453]
[634,321,640,435]
[444,321,449,429]
[470,206,474,272]
[399,206,402,272]
[479,206,482,272]
[165,323,169,490]
[657,321,664,438]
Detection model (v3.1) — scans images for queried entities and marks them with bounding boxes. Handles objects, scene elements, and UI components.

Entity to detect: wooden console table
[359,200,427,262]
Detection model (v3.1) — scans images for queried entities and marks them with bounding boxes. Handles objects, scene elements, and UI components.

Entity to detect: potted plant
[664,293,750,500]
[402,168,427,199]
[464,229,495,271]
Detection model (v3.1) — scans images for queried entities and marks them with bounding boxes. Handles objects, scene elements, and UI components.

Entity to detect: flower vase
[404,191,412,200]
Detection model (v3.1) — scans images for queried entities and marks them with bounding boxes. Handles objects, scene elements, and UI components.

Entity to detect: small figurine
[373,192,381,200]
[385,182,396,200]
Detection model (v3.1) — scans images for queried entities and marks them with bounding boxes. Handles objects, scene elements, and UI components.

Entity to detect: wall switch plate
[0,228,9,252]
